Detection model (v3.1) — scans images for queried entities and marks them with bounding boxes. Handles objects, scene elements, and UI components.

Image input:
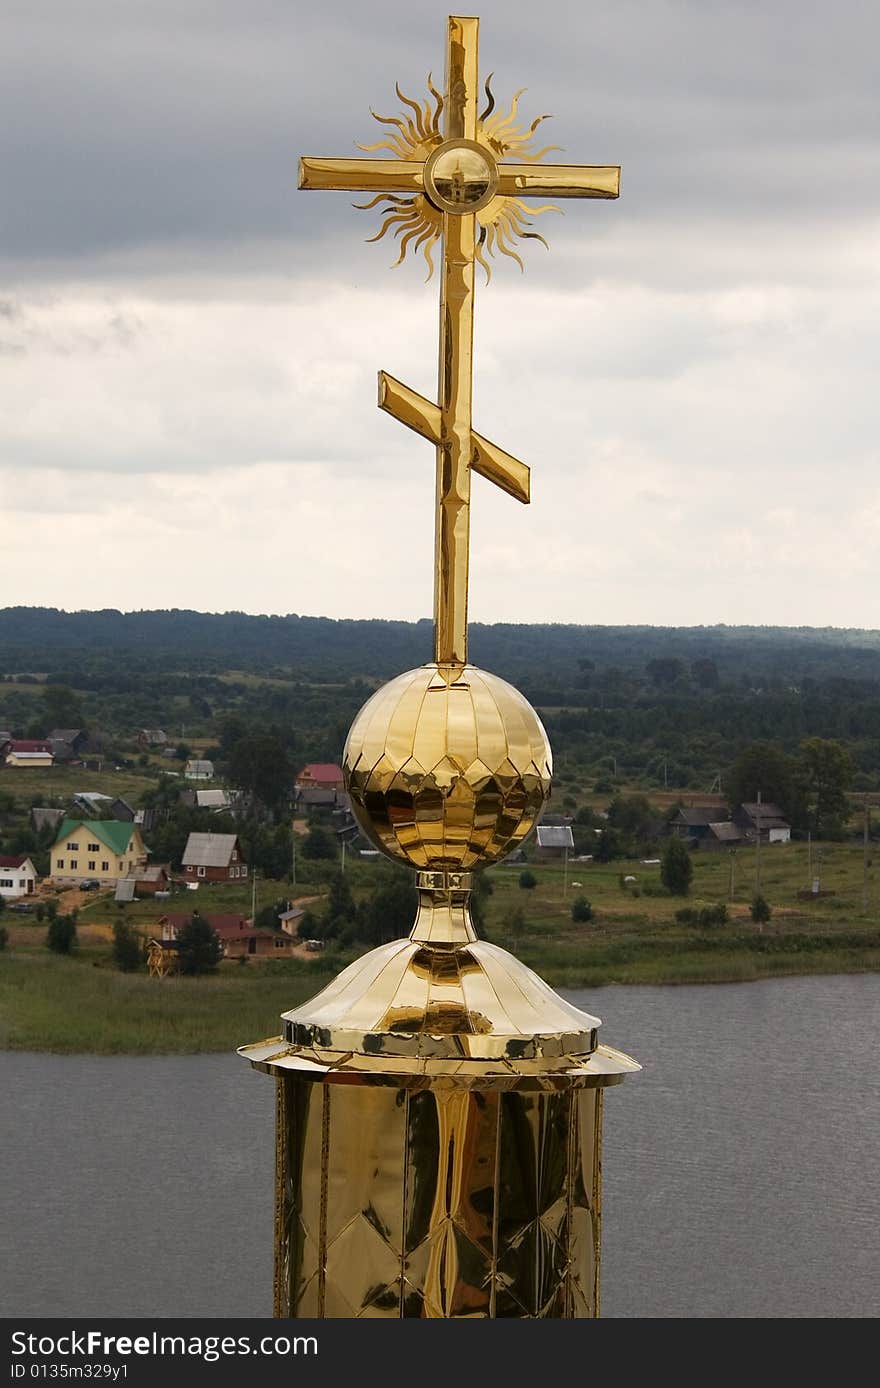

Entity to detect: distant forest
[3,608,880,790]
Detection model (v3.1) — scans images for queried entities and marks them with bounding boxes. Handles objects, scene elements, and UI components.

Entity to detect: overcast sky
[2,0,879,628]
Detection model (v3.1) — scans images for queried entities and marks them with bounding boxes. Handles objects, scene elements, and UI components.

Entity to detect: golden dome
[343,662,552,871]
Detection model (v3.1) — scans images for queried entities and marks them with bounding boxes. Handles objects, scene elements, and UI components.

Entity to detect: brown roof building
[181,832,248,882]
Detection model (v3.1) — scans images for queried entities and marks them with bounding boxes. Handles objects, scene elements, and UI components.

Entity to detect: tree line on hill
[2,611,880,820]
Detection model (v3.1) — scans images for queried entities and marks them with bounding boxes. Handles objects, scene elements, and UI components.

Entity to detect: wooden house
[181,832,248,882]
[732,803,791,844]
[155,912,298,960]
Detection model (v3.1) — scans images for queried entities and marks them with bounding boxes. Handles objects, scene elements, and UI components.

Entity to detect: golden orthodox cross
[300,15,619,667]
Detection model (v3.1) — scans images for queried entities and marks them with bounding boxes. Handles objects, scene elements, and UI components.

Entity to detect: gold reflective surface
[243,14,638,1320]
[424,139,498,213]
[344,662,551,871]
[273,1078,604,1317]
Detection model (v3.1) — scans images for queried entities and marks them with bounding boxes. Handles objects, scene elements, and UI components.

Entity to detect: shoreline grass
[1,932,877,1054]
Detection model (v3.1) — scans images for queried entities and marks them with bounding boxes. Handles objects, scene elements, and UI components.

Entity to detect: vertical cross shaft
[436,16,479,667]
[297,15,621,673]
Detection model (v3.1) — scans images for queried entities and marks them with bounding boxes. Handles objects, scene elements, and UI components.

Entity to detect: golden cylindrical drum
[273,1075,604,1319]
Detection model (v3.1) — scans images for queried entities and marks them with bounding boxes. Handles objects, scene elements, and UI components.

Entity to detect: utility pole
[663,761,668,790]
[291,825,296,888]
[807,830,812,890]
[341,836,346,874]
[251,868,257,924]
[755,789,762,894]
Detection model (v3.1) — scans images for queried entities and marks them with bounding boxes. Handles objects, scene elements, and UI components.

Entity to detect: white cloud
[2,1,879,626]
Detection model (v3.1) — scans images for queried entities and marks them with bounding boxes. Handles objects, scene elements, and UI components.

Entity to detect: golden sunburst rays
[354,76,561,281]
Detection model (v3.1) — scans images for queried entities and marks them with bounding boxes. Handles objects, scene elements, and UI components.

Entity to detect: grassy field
[2,837,878,1053]
[0,763,163,806]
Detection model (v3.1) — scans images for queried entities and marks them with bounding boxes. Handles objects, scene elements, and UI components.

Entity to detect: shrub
[675,903,728,928]
[570,896,593,923]
[661,839,693,896]
[47,915,77,954]
[751,894,772,925]
[519,870,537,890]
[35,904,45,923]
[112,921,143,972]
[0,924,7,951]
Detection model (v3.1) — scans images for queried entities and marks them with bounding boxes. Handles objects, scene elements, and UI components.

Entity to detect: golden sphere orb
[343,663,552,871]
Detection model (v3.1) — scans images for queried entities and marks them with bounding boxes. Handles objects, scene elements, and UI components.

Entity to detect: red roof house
[295,763,345,791]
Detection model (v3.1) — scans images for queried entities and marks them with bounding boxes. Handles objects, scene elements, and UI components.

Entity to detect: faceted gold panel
[276,1076,602,1318]
[344,662,552,870]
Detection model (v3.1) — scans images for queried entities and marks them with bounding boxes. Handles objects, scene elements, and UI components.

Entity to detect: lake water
[1,974,878,1319]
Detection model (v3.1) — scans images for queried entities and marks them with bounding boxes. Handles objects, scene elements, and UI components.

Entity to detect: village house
[136,729,168,747]
[4,740,54,768]
[185,759,214,781]
[294,785,350,815]
[154,912,298,961]
[49,818,148,886]
[705,821,744,848]
[670,806,726,845]
[180,787,235,814]
[114,863,171,902]
[732,803,792,844]
[181,832,248,882]
[295,762,345,792]
[30,807,65,836]
[48,729,88,756]
[0,854,38,899]
[534,824,574,860]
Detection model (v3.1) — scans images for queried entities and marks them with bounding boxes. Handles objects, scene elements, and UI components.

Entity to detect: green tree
[47,914,77,954]
[691,657,719,689]
[112,921,143,972]
[0,923,7,951]
[728,742,800,823]
[301,823,336,860]
[594,827,624,862]
[325,872,358,931]
[229,735,294,815]
[41,683,83,730]
[750,893,771,925]
[519,870,537,890]
[607,794,656,845]
[360,874,417,946]
[176,913,222,974]
[570,896,593,923]
[798,738,852,838]
[646,657,684,687]
[661,838,693,896]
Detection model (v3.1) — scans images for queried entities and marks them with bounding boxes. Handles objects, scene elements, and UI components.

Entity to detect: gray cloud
[1,0,879,624]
